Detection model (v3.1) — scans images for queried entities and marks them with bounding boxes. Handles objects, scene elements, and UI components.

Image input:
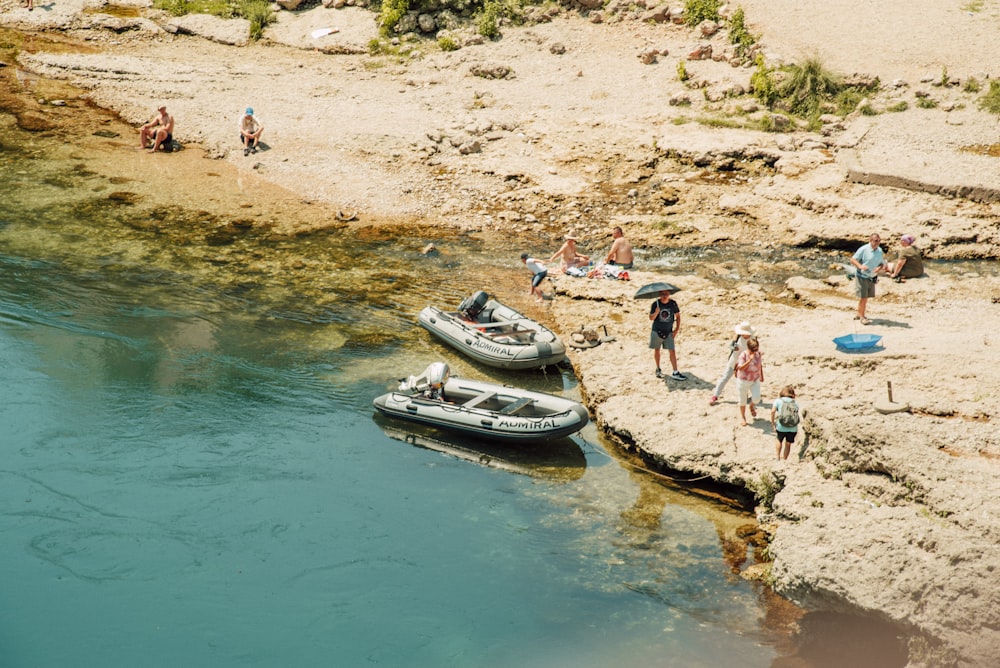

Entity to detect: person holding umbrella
[641,285,686,381]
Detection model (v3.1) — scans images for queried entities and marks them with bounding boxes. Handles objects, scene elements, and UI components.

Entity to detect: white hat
[734,321,756,336]
[564,232,578,240]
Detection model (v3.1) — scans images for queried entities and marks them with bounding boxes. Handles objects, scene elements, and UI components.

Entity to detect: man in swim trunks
[140,105,175,153]
[604,226,634,269]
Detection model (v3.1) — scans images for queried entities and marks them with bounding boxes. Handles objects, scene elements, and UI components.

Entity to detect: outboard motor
[426,361,449,389]
[458,290,490,321]
[399,362,450,395]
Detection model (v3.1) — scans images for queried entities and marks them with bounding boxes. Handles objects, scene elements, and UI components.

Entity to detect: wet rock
[107,191,141,204]
[16,111,55,132]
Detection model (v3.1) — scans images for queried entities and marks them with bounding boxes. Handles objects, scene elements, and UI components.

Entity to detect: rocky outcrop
[163,14,250,46]
[547,268,1000,667]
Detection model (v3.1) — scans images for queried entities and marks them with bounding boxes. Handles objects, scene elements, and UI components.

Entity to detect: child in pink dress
[735,338,764,426]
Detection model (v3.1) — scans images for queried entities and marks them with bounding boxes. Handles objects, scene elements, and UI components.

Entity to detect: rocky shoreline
[5,1,1000,664]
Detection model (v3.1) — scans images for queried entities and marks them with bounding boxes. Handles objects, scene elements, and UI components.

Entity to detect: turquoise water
[0,104,798,666]
[0,251,784,667]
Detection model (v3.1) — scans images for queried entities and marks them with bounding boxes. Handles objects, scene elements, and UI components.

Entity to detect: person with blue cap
[239,107,264,156]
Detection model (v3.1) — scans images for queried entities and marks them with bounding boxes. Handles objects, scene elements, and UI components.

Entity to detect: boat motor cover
[459,291,490,320]
[399,362,450,392]
[427,362,450,388]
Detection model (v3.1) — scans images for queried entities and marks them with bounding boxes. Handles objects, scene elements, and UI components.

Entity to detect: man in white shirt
[521,254,548,302]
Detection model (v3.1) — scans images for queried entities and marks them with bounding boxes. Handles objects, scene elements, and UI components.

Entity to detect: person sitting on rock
[239,107,264,156]
[139,105,175,153]
[548,232,590,273]
[604,226,634,269]
[887,234,924,282]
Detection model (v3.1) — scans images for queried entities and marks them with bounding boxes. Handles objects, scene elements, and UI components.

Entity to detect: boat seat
[499,397,534,415]
[463,392,497,409]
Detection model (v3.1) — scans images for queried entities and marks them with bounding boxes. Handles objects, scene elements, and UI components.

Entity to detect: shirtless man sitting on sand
[604,226,634,269]
[140,105,175,153]
[548,233,590,272]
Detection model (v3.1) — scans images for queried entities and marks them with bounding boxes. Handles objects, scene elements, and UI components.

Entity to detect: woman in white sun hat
[709,320,757,406]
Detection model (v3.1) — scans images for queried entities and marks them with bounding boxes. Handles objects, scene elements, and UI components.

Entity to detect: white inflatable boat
[417,291,566,370]
[372,363,589,443]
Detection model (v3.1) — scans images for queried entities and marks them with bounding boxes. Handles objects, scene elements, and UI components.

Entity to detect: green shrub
[916,96,938,109]
[378,0,410,36]
[154,0,233,16]
[728,6,756,55]
[153,0,270,35]
[438,35,459,51]
[684,0,721,26]
[749,55,778,108]
[232,0,274,40]
[676,60,689,82]
[752,473,781,510]
[476,0,512,39]
[887,100,908,112]
[964,77,981,94]
[695,116,743,129]
[154,0,191,16]
[979,80,1000,114]
[834,88,863,115]
[778,57,842,116]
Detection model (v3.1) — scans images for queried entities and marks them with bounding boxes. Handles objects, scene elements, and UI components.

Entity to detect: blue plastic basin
[833,333,883,350]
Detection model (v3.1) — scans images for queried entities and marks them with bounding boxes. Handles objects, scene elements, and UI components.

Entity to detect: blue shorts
[531,270,548,288]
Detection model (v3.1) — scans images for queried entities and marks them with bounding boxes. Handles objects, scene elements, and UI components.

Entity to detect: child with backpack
[770,385,801,461]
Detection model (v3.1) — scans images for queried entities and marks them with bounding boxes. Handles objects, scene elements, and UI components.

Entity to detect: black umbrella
[633,282,681,299]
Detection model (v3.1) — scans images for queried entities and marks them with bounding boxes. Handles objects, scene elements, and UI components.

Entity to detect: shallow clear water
[0,242,782,668]
[0,77,911,666]
[0,102,799,667]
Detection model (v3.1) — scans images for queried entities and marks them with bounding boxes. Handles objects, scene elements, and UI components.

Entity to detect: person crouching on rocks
[239,107,264,156]
[521,253,548,302]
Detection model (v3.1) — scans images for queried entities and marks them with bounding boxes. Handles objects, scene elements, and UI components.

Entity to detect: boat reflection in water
[373,416,587,482]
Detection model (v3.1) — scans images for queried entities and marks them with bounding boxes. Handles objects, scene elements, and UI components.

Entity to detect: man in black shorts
[140,105,175,153]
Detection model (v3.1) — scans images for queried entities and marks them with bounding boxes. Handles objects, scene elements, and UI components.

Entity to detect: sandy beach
[4,0,1000,663]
